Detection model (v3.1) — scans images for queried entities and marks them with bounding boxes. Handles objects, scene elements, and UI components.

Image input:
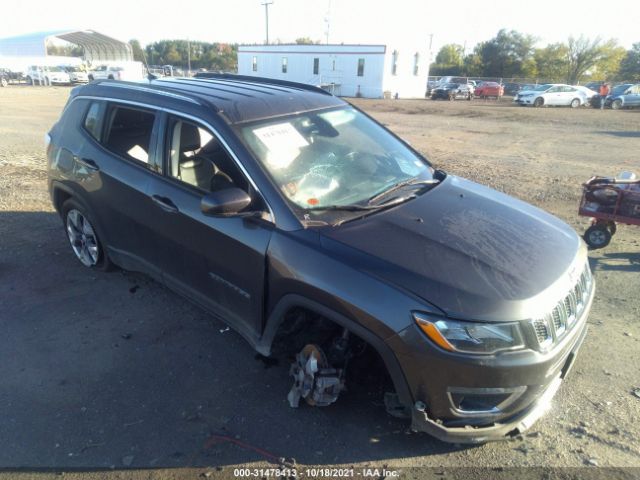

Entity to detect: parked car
[425,80,439,97]
[514,84,588,108]
[603,83,640,109]
[62,65,89,84]
[88,62,145,82]
[503,83,522,96]
[0,67,23,85]
[474,82,504,98]
[583,81,604,92]
[46,74,594,444]
[573,85,598,104]
[431,82,473,100]
[26,66,71,86]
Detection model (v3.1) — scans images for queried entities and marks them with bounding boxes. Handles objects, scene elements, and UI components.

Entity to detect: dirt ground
[1,86,639,478]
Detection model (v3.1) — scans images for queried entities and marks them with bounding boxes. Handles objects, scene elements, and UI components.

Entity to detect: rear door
[71,99,164,276]
[144,113,274,341]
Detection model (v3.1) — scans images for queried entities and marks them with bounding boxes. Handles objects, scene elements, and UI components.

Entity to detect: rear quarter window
[83,101,106,141]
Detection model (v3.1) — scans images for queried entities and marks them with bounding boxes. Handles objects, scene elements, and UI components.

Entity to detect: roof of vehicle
[76,74,345,124]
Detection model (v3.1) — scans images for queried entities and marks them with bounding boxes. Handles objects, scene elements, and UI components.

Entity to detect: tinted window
[167,116,247,193]
[103,105,157,169]
[83,102,105,141]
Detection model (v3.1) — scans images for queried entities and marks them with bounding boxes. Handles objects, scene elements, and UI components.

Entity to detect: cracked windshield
[240,107,434,211]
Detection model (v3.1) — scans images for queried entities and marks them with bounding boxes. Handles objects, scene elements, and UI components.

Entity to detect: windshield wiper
[368,178,440,205]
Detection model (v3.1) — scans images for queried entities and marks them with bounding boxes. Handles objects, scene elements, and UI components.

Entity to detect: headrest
[180,123,201,152]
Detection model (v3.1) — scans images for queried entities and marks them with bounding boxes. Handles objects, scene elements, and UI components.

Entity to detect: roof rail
[193,72,333,96]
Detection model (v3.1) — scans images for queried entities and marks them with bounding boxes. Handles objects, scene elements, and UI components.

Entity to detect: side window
[103,105,158,170]
[547,86,560,93]
[166,116,248,194]
[83,101,106,141]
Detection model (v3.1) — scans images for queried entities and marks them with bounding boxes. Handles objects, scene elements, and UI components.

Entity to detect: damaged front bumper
[408,322,588,444]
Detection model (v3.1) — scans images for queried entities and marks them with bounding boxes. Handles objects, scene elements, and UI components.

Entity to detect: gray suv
[47,74,594,443]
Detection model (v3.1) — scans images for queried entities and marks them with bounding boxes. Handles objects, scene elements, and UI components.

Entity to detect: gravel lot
[1,86,639,478]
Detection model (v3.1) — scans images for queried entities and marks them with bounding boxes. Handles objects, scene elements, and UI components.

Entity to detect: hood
[319,176,582,322]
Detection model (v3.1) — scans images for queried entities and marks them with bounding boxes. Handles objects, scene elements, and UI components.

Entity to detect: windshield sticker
[253,122,309,169]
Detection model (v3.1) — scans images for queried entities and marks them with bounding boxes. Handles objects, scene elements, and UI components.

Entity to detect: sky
[1,0,638,53]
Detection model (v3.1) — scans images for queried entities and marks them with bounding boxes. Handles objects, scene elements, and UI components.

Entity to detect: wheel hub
[287,344,344,408]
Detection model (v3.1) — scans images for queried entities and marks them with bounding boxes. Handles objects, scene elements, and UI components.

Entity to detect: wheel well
[52,188,72,215]
[271,306,395,394]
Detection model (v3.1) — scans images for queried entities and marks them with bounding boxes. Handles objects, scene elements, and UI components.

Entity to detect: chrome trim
[99,82,201,105]
[67,95,275,223]
[530,263,592,352]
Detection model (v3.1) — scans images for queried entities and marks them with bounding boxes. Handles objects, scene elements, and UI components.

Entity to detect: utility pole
[324,0,331,45]
[261,0,273,45]
[187,38,191,75]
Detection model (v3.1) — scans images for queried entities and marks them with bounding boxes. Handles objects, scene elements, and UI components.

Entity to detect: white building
[237,44,429,99]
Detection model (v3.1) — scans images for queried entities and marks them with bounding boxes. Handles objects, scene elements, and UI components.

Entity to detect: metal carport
[0,30,133,62]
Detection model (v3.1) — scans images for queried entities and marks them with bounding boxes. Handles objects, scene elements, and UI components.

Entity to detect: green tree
[295,37,319,44]
[479,29,537,78]
[430,44,464,76]
[128,39,145,63]
[566,36,611,84]
[534,43,569,81]
[618,42,640,81]
[592,41,626,80]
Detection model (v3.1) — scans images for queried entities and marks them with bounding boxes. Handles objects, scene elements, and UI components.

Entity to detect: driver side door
[144,112,274,342]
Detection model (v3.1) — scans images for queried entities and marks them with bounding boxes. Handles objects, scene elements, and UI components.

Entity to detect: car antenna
[135,43,157,81]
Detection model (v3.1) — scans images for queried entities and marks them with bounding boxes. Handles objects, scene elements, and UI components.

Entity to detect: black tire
[61,198,113,271]
[570,98,581,108]
[533,97,544,108]
[88,75,94,81]
[611,99,622,110]
[584,225,612,249]
[607,222,617,236]
[107,75,114,80]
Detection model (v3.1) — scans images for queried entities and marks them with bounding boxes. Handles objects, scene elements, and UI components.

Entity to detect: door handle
[75,156,100,171]
[151,195,179,213]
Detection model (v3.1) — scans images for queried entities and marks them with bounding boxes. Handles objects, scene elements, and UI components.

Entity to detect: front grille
[530,263,593,351]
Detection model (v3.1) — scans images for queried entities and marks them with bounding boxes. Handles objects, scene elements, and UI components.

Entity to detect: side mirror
[201,188,252,217]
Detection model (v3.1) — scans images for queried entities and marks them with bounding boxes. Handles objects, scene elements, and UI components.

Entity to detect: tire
[26,76,33,85]
[611,99,622,110]
[570,98,581,108]
[44,77,50,86]
[107,75,114,80]
[61,199,112,271]
[607,222,617,236]
[88,75,94,81]
[533,97,544,108]
[583,225,612,249]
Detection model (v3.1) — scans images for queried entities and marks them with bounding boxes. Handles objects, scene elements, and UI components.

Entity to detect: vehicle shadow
[0,210,468,471]
[596,131,640,138]
[589,251,640,272]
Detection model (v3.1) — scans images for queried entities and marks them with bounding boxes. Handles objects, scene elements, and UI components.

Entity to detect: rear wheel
[584,224,612,249]
[570,98,581,108]
[611,99,622,110]
[62,199,112,270]
[533,97,544,108]
[88,74,94,81]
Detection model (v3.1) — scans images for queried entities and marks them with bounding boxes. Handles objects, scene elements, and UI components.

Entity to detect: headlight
[413,313,525,354]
